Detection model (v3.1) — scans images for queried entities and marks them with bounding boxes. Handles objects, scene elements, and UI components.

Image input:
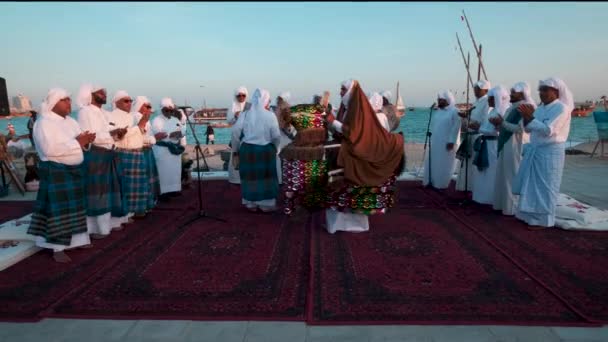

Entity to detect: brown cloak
[337,81,404,186]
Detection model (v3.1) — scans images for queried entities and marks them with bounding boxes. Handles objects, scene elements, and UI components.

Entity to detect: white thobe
[152,115,184,194]
[78,105,116,235]
[133,112,157,146]
[232,108,281,210]
[472,106,501,205]
[32,112,90,251]
[493,102,529,215]
[422,107,461,189]
[456,95,490,191]
[106,109,144,227]
[513,99,570,227]
[228,102,250,184]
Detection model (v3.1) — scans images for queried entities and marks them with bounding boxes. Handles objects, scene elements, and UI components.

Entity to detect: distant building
[12,94,32,112]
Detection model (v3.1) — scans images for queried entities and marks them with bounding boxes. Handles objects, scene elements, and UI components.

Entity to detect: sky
[1,2,607,109]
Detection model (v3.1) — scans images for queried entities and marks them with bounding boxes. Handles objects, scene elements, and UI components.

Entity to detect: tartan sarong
[239,142,278,202]
[83,145,123,216]
[116,148,149,214]
[27,161,88,246]
[142,146,160,210]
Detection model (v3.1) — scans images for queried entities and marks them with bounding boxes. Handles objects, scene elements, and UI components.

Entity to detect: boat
[571,101,596,117]
[407,107,415,112]
[191,107,229,124]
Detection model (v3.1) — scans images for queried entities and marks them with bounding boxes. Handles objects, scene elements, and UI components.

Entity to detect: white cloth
[512,82,535,105]
[525,99,571,145]
[111,90,130,110]
[331,79,356,133]
[33,112,83,165]
[538,77,574,112]
[133,112,156,146]
[227,86,249,125]
[86,213,112,236]
[325,210,370,234]
[160,97,175,109]
[472,89,504,204]
[493,101,528,215]
[512,97,570,227]
[77,104,115,149]
[106,109,144,149]
[152,114,183,194]
[455,95,490,191]
[369,92,383,112]
[278,91,291,102]
[422,106,461,189]
[232,89,280,148]
[381,90,392,103]
[35,232,90,252]
[76,83,104,109]
[475,80,491,90]
[39,88,70,115]
[376,112,390,132]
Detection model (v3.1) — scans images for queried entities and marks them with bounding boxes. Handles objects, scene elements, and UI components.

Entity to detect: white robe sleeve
[448,110,461,144]
[525,108,569,137]
[35,121,82,158]
[152,117,164,134]
[269,114,281,147]
[502,120,524,133]
[331,120,344,133]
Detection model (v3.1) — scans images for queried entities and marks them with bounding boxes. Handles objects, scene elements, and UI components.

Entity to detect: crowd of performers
[28,76,573,262]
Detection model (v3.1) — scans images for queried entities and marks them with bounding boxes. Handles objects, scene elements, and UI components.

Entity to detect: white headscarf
[488,85,510,116]
[475,80,491,90]
[340,79,355,107]
[241,88,271,134]
[160,97,175,109]
[381,90,392,103]
[437,90,456,110]
[538,77,574,111]
[77,83,105,109]
[368,92,383,112]
[41,88,70,114]
[511,81,536,107]
[112,90,130,110]
[133,96,152,113]
[278,91,291,102]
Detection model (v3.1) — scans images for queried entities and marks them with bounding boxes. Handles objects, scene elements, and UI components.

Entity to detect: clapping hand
[518,104,535,123]
[76,131,96,149]
[489,116,504,126]
[468,121,480,131]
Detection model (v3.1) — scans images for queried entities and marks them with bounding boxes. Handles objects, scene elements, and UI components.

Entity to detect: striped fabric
[239,142,278,202]
[83,145,124,217]
[142,146,160,210]
[116,148,149,214]
[27,161,88,246]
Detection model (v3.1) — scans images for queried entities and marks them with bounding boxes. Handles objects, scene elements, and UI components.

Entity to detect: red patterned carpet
[0,181,606,325]
[0,201,34,224]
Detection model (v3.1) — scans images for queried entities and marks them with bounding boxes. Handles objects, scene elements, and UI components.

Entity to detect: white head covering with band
[77,83,105,109]
[488,85,510,116]
[340,79,355,107]
[475,80,491,90]
[41,88,70,114]
[112,90,130,110]
[538,77,574,111]
[512,81,536,107]
[133,96,153,113]
[160,97,175,109]
[438,90,456,110]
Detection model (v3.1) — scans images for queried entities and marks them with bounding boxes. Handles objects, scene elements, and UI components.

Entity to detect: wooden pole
[466,52,471,107]
[462,9,488,80]
[456,33,475,89]
[477,44,482,82]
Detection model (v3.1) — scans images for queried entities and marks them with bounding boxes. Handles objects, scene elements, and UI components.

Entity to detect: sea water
[3,108,599,148]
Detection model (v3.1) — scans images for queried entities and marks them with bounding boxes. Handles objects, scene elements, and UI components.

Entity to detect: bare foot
[53,251,71,263]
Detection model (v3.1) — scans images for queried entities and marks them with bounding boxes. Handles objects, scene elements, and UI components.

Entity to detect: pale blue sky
[1,2,607,108]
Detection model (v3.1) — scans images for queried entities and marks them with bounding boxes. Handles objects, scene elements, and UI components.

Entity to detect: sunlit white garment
[33,112,84,165]
[513,99,570,227]
[106,109,144,149]
[133,112,156,146]
[472,109,502,205]
[456,95,490,191]
[32,111,90,250]
[227,101,251,184]
[376,112,390,132]
[152,114,184,194]
[493,101,529,215]
[326,210,369,234]
[422,107,461,189]
[77,104,114,149]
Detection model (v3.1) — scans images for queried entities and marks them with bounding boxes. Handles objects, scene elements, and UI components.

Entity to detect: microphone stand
[423,103,436,189]
[178,110,227,227]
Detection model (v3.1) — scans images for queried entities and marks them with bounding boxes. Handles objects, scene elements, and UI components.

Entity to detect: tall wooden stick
[462,9,488,80]
[477,44,483,82]
[466,52,471,108]
[456,33,475,89]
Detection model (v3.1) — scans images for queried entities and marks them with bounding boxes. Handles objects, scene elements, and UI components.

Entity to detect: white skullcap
[112,90,130,109]
[475,80,491,90]
[160,97,175,109]
[133,96,152,113]
[251,88,271,110]
[234,86,248,97]
[77,83,104,108]
[278,91,291,102]
[340,79,355,107]
[437,90,456,110]
[488,85,511,116]
[538,77,574,111]
[511,81,536,107]
[41,88,70,114]
[381,90,392,101]
[368,92,383,112]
